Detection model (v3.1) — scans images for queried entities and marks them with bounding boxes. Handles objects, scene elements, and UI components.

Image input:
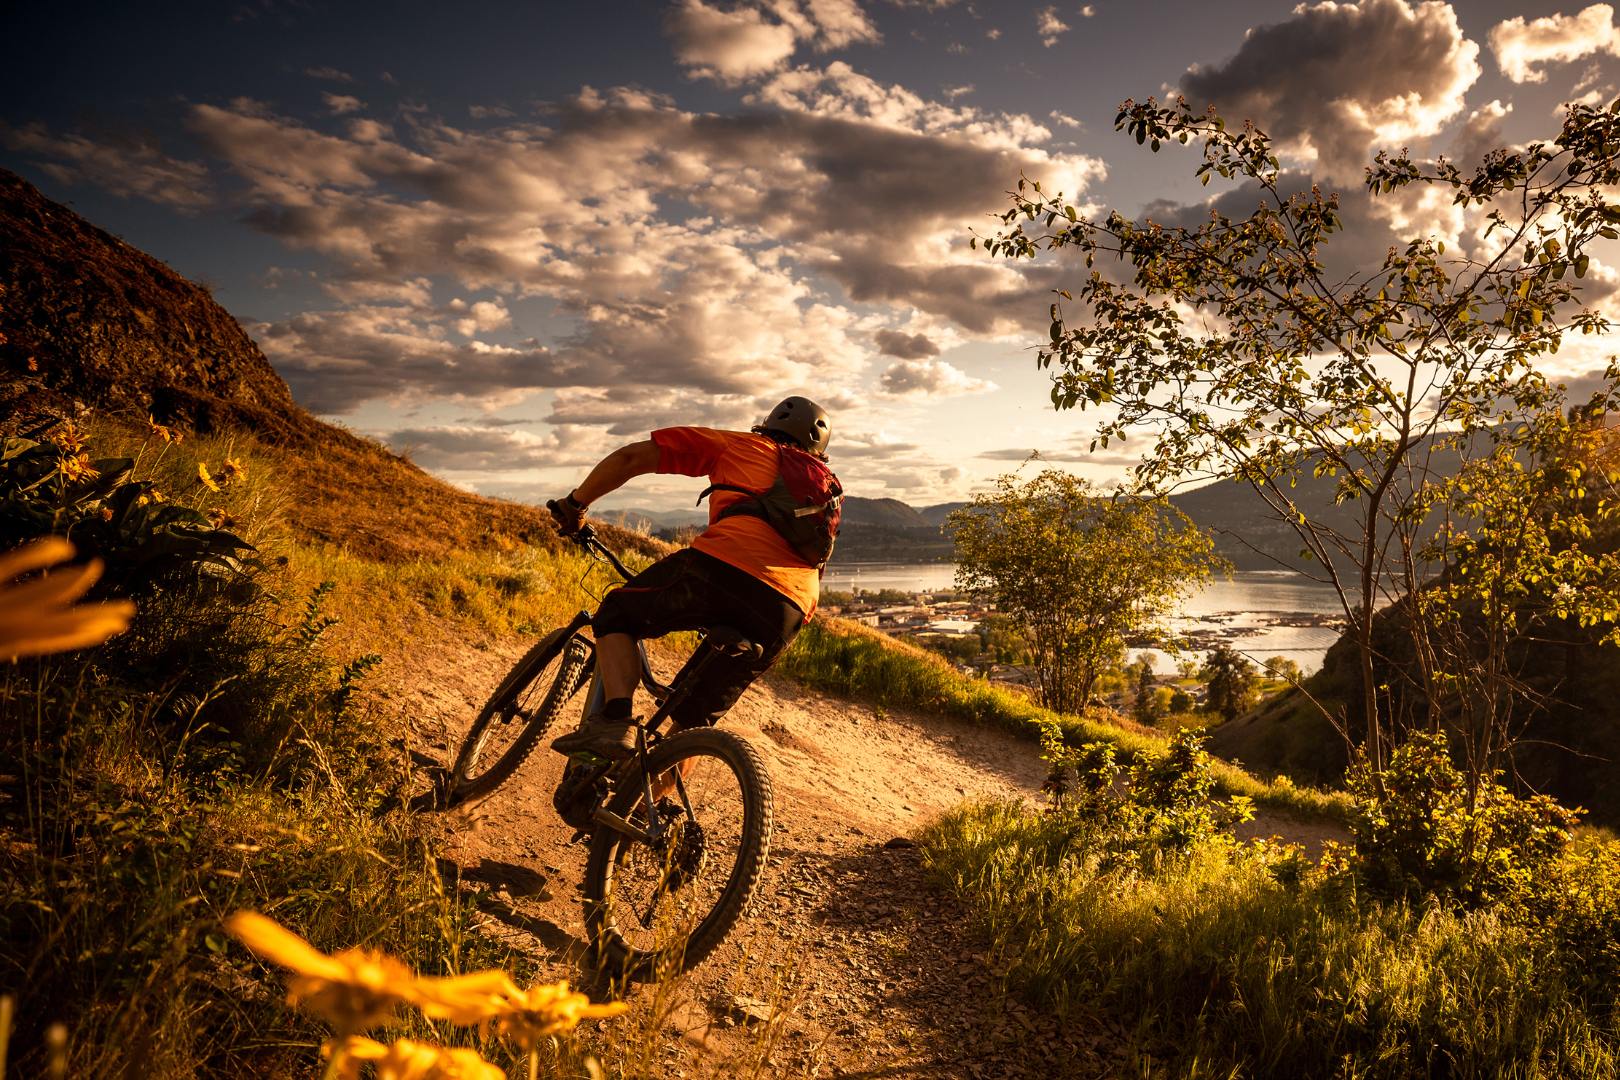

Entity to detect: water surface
[823,563,1345,672]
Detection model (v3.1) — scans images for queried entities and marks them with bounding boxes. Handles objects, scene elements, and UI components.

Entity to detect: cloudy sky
[3,0,1616,509]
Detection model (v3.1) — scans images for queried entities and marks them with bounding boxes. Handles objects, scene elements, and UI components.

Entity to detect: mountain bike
[445,523,773,980]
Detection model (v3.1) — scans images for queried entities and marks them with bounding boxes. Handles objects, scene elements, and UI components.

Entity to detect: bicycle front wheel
[447,628,592,806]
[582,727,773,981]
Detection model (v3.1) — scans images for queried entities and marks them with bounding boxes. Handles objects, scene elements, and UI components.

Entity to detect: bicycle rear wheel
[447,628,592,806]
[582,727,773,981]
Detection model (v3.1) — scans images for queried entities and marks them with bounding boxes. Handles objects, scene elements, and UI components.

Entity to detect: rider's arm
[570,440,661,506]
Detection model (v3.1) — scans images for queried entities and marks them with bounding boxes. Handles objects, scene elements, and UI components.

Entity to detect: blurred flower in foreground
[328,1036,505,1080]
[488,980,628,1052]
[0,538,134,661]
[225,911,421,1035]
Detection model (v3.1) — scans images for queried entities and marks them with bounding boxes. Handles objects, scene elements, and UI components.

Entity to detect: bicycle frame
[557,524,759,846]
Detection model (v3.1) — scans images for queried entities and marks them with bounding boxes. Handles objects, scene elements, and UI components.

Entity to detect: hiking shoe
[551,717,639,760]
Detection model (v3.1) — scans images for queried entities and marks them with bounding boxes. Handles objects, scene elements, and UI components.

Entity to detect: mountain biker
[548,396,840,760]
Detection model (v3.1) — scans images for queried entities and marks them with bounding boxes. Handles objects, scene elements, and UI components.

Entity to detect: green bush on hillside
[779,617,1349,819]
[1348,730,1582,908]
[0,416,503,1075]
[923,739,1620,1077]
[1,421,252,594]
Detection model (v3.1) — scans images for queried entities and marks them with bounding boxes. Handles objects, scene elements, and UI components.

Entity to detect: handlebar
[548,499,636,581]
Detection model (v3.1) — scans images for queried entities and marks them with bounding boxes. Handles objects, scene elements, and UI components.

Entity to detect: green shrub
[1347,731,1581,907]
[1,421,252,594]
[923,782,1620,1077]
[0,418,505,1075]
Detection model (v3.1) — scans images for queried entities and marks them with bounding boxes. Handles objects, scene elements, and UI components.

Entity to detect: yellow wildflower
[330,1037,505,1080]
[411,969,523,1025]
[58,452,99,483]
[486,980,629,1052]
[147,415,182,444]
[0,538,134,661]
[224,911,419,1035]
[198,462,221,492]
[220,456,247,482]
[50,422,85,455]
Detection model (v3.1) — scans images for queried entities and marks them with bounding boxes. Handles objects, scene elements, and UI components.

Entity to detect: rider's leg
[551,631,643,758]
[595,632,640,703]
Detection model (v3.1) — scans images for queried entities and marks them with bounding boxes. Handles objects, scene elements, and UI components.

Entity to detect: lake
[823,562,1345,673]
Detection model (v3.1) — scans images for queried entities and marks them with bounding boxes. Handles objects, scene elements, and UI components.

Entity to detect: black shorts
[593,547,806,729]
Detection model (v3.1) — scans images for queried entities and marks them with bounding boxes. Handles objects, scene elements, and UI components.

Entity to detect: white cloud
[1490,3,1620,84]
[799,0,882,48]
[1,123,214,209]
[383,424,581,472]
[879,357,996,396]
[30,68,1101,425]
[665,0,881,84]
[451,297,511,337]
[1180,0,1481,178]
[1036,6,1069,47]
[322,93,364,115]
[304,66,355,83]
[666,0,800,83]
[942,84,974,99]
[873,328,939,358]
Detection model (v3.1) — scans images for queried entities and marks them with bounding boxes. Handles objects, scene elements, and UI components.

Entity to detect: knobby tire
[447,627,590,807]
[582,727,773,981]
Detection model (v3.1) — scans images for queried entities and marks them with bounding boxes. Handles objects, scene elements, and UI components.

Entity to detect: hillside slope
[0,168,660,564]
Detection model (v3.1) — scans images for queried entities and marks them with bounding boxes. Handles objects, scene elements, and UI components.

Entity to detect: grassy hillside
[0,405,1355,1074]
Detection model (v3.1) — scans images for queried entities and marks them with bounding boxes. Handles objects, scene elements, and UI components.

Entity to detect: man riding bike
[547,396,841,761]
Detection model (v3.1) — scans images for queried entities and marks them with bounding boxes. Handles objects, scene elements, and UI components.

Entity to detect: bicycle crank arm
[591,808,656,845]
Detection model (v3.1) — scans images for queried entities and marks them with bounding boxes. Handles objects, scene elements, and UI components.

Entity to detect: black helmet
[753,395,831,458]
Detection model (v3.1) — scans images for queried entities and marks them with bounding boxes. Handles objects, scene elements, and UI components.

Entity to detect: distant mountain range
[606,459,1459,571]
[602,496,969,564]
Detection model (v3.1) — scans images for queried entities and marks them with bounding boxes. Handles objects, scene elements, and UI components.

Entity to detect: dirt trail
[380,636,1340,1078]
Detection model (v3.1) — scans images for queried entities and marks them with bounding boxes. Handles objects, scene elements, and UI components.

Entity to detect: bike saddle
[705,626,763,661]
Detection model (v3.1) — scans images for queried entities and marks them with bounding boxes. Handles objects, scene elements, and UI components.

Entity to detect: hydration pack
[698,442,843,569]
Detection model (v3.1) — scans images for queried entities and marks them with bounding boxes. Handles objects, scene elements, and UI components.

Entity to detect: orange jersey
[651,427,820,617]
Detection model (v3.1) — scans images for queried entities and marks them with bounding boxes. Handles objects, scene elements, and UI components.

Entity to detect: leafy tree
[948,469,1220,715]
[1263,655,1303,684]
[1410,409,1620,791]
[920,634,980,663]
[1201,643,1258,722]
[1133,656,1158,722]
[977,613,1030,664]
[978,96,1620,781]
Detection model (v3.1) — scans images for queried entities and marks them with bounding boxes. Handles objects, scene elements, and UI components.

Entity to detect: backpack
[697,442,843,569]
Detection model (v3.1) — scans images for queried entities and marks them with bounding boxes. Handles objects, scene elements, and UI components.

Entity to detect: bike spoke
[457,641,584,783]
[600,748,748,959]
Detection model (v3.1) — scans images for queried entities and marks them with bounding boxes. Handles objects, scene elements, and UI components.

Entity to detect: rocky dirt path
[377,635,1341,1078]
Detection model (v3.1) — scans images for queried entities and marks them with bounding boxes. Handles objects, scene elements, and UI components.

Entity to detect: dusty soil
[377,635,1344,1079]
